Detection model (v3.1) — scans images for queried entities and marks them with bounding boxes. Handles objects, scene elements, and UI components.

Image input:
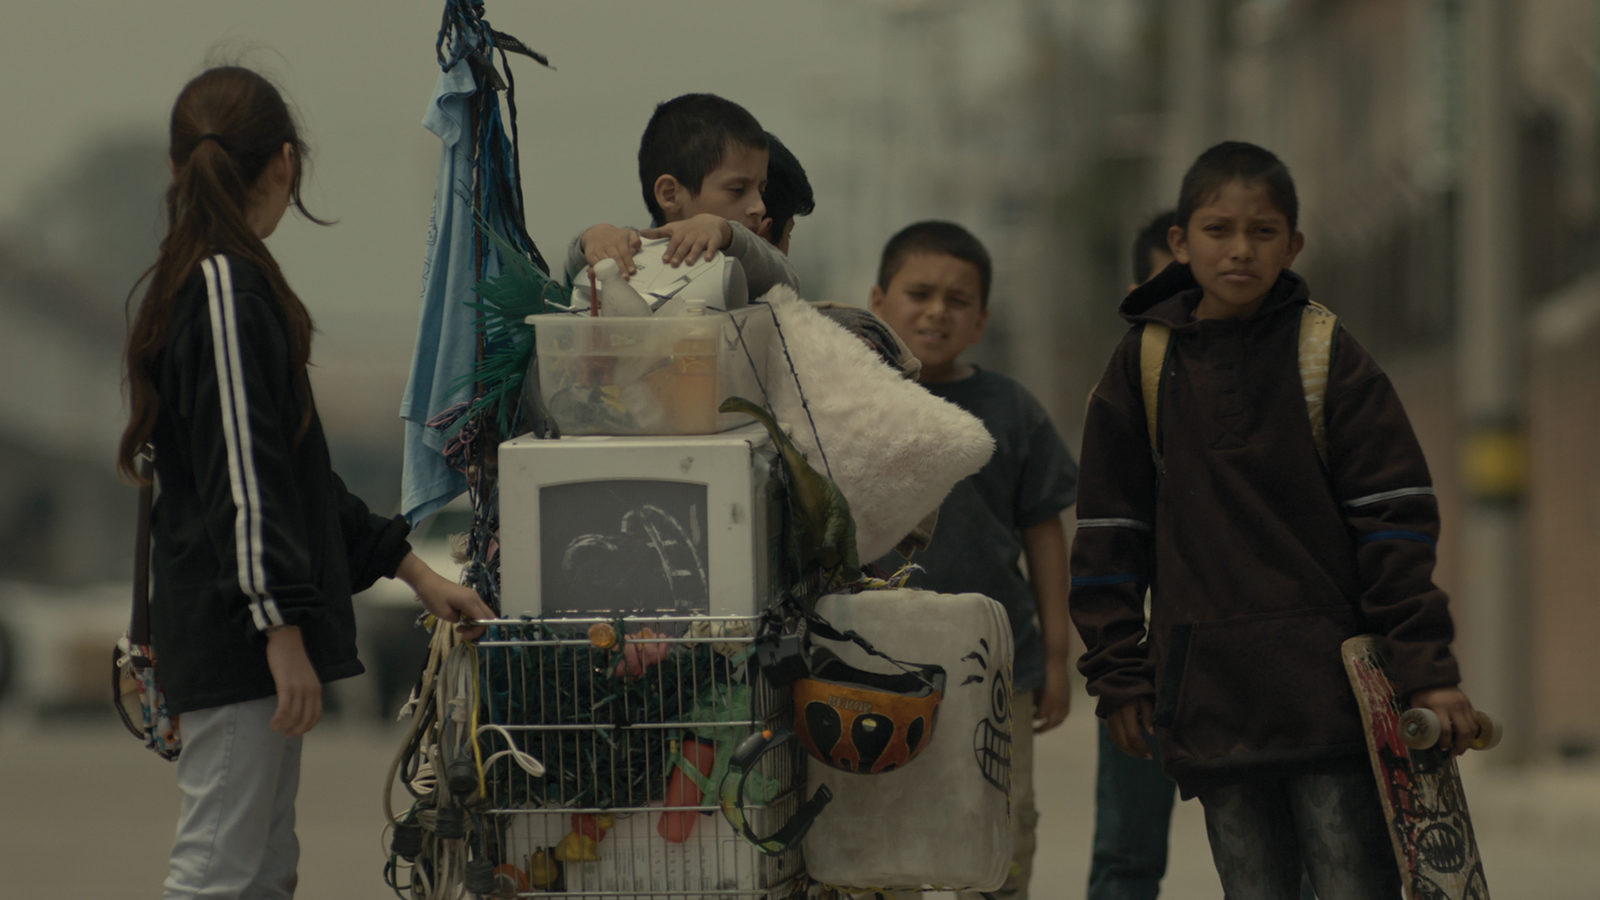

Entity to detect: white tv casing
[497,425,784,619]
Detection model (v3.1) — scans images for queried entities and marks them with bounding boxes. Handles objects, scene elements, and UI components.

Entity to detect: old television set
[496,425,789,618]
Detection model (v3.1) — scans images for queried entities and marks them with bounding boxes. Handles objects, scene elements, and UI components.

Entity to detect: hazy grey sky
[2,1,885,432]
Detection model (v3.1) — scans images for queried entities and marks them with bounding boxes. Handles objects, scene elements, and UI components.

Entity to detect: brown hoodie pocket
[1152,622,1193,730]
[1156,606,1362,766]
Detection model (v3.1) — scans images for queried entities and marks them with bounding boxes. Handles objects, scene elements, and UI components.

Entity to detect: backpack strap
[1139,322,1171,462]
[1296,301,1339,468]
[130,445,155,646]
[1137,302,1340,470]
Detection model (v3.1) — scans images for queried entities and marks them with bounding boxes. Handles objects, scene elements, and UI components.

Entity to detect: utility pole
[1456,0,1528,764]
[1161,0,1222,181]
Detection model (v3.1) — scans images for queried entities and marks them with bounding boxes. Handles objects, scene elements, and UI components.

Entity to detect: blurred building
[841,0,1599,756]
[809,0,1152,438]
[0,240,406,592]
[0,242,134,585]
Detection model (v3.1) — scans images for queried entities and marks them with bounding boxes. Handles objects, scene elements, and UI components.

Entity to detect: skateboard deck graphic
[1341,634,1489,900]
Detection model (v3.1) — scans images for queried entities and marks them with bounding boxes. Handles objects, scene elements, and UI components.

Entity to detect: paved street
[2,685,1596,898]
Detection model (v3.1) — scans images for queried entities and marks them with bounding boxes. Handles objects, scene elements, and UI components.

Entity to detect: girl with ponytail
[119,65,493,899]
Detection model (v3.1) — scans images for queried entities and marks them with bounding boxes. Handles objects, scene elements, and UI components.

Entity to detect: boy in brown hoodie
[1070,142,1478,898]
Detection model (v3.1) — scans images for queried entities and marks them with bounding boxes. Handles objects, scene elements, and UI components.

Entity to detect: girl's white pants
[164,695,303,899]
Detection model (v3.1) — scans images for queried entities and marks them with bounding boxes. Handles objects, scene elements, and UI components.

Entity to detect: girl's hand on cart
[265,626,322,737]
[417,579,495,641]
[395,551,496,640]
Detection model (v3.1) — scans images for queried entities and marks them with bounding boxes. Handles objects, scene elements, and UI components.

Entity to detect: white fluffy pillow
[754,287,995,562]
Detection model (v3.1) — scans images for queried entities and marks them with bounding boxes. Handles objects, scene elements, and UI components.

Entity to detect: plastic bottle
[669,299,718,433]
[587,258,650,316]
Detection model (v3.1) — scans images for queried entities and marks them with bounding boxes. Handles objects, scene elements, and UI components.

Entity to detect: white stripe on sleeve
[1342,486,1436,509]
[1076,517,1154,532]
[204,256,284,630]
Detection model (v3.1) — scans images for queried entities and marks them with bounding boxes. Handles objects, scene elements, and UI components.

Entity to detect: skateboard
[1340,634,1500,900]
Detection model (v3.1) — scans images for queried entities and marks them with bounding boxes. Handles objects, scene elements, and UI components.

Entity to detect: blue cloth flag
[400,57,496,527]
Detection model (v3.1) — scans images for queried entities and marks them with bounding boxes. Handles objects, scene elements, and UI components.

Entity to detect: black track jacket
[149,254,411,715]
[1069,265,1462,796]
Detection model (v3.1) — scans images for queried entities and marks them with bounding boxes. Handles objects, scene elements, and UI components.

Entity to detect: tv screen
[539,480,710,616]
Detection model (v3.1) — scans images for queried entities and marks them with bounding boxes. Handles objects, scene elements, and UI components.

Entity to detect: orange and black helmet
[791,644,945,774]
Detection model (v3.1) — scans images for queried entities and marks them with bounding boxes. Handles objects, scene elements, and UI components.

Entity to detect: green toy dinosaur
[719,396,860,586]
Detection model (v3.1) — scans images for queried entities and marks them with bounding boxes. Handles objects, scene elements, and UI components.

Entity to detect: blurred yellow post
[1456,0,1528,765]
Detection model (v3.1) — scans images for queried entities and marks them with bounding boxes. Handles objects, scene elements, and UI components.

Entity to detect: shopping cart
[387,614,806,899]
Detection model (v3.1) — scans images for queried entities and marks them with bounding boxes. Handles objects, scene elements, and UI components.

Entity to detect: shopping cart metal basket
[467,614,806,898]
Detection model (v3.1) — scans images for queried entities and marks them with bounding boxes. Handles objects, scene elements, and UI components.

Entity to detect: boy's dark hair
[875,220,993,306]
[1132,209,1178,283]
[1176,141,1299,233]
[761,132,814,246]
[637,93,768,226]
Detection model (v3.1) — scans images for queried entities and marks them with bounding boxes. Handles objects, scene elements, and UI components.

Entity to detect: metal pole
[1162,0,1221,180]
[1456,0,1528,764]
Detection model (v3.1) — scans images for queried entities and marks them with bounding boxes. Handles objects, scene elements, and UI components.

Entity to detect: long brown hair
[118,66,329,483]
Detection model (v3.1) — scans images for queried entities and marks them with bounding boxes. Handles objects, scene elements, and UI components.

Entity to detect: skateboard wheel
[1472,711,1502,750]
[1400,708,1502,751]
[1400,708,1440,748]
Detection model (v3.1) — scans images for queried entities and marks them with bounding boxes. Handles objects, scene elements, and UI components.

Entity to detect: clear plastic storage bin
[531,306,773,435]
